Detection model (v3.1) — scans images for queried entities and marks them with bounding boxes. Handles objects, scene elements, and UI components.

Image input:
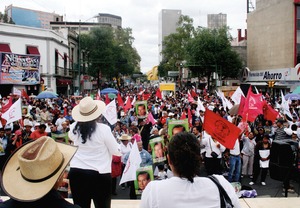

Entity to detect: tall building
[158,9,181,62]
[4,4,62,29]
[245,0,300,92]
[207,13,227,30]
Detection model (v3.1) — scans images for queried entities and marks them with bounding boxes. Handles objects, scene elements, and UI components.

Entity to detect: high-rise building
[158,9,181,62]
[207,13,227,30]
[4,4,62,29]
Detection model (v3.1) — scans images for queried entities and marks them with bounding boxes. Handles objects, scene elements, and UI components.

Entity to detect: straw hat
[72,96,106,122]
[24,120,33,127]
[119,134,132,141]
[1,136,77,202]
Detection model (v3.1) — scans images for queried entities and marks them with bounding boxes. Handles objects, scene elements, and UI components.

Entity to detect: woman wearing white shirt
[202,131,226,175]
[141,132,240,208]
[68,97,121,208]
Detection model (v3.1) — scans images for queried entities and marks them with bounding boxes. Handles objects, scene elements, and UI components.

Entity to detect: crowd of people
[0,84,299,207]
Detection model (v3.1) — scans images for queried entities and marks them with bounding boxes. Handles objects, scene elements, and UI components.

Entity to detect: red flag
[203,109,241,149]
[117,93,124,108]
[180,112,186,120]
[1,96,13,113]
[242,87,263,122]
[105,94,110,105]
[191,89,197,98]
[155,88,162,99]
[146,112,156,125]
[238,96,245,116]
[21,89,29,100]
[124,97,131,113]
[263,102,279,122]
[143,93,151,101]
[187,108,192,127]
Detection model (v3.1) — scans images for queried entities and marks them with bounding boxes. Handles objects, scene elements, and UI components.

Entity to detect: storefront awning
[0,43,11,53]
[27,46,40,55]
[57,79,72,85]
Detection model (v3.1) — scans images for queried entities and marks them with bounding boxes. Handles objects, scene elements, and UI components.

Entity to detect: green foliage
[0,12,15,24]
[79,26,140,88]
[186,26,242,80]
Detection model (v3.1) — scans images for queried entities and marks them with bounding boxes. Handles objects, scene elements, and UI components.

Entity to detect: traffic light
[268,81,275,88]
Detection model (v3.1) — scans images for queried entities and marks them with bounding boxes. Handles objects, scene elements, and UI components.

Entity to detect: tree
[0,12,15,24]
[159,15,195,77]
[79,27,140,90]
[186,26,242,90]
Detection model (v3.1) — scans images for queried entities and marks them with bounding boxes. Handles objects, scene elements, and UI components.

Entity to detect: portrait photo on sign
[134,166,154,195]
[135,101,148,118]
[149,136,166,163]
[167,119,189,140]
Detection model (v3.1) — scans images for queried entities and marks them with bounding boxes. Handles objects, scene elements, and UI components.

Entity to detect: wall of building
[0,23,69,93]
[247,0,294,70]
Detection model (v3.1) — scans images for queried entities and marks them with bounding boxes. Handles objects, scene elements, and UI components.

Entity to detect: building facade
[4,4,62,29]
[246,0,300,92]
[158,9,181,62]
[207,13,227,30]
[0,23,70,96]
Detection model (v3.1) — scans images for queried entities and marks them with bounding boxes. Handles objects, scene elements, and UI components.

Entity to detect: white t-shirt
[55,117,66,131]
[140,175,241,208]
[69,122,121,173]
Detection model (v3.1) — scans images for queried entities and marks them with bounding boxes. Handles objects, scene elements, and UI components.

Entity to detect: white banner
[102,99,117,125]
[2,98,22,124]
[13,87,21,96]
[119,141,141,185]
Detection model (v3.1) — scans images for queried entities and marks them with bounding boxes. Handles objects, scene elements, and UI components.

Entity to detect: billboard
[0,52,40,85]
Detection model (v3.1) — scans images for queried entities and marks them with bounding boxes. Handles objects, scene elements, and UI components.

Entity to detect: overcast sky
[0,0,250,73]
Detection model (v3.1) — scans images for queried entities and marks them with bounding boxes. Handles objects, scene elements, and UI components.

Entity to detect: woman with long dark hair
[68,97,121,208]
[141,132,240,208]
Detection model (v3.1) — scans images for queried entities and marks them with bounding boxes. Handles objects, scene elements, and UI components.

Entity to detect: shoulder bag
[208,175,234,208]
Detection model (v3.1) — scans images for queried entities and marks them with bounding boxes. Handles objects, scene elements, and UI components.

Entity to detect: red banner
[203,109,241,149]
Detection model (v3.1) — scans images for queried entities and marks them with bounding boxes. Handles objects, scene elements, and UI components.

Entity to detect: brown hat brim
[1,140,77,202]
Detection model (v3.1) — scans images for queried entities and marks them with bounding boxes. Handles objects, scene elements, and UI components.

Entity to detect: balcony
[55,66,73,77]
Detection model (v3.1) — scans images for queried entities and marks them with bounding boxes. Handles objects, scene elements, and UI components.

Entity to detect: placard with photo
[149,136,166,163]
[134,166,154,195]
[135,101,148,119]
[167,119,189,140]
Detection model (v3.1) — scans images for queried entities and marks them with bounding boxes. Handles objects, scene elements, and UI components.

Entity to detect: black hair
[168,132,201,183]
[73,120,97,144]
[138,171,150,180]
[291,124,298,131]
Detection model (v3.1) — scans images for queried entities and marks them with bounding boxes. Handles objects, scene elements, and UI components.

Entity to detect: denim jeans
[228,155,241,182]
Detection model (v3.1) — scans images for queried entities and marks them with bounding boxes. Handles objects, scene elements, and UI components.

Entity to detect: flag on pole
[117,93,124,108]
[105,94,110,105]
[146,112,156,125]
[103,99,117,125]
[180,112,186,120]
[187,91,195,103]
[2,98,22,125]
[119,141,142,185]
[280,90,292,119]
[131,96,136,106]
[263,101,279,122]
[96,89,101,100]
[203,109,241,149]
[13,87,21,96]
[231,86,244,105]
[155,88,162,100]
[187,107,192,127]
[21,89,29,100]
[124,96,131,113]
[1,96,13,113]
[241,87,263,122]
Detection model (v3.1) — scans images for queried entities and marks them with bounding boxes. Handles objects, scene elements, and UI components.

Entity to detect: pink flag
[146,112,156,125]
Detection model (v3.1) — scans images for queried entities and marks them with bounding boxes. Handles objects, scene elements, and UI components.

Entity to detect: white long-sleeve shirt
[69,122,121,174]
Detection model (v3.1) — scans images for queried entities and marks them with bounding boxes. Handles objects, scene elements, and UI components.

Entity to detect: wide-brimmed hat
[119,134,132,141]
[72,96,106,122]
[1,136,77,202]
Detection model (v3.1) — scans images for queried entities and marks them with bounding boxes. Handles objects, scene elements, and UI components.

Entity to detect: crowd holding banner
[0,82,299,202]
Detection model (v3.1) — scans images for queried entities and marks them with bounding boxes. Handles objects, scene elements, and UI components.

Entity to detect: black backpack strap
[208,175,234,208]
